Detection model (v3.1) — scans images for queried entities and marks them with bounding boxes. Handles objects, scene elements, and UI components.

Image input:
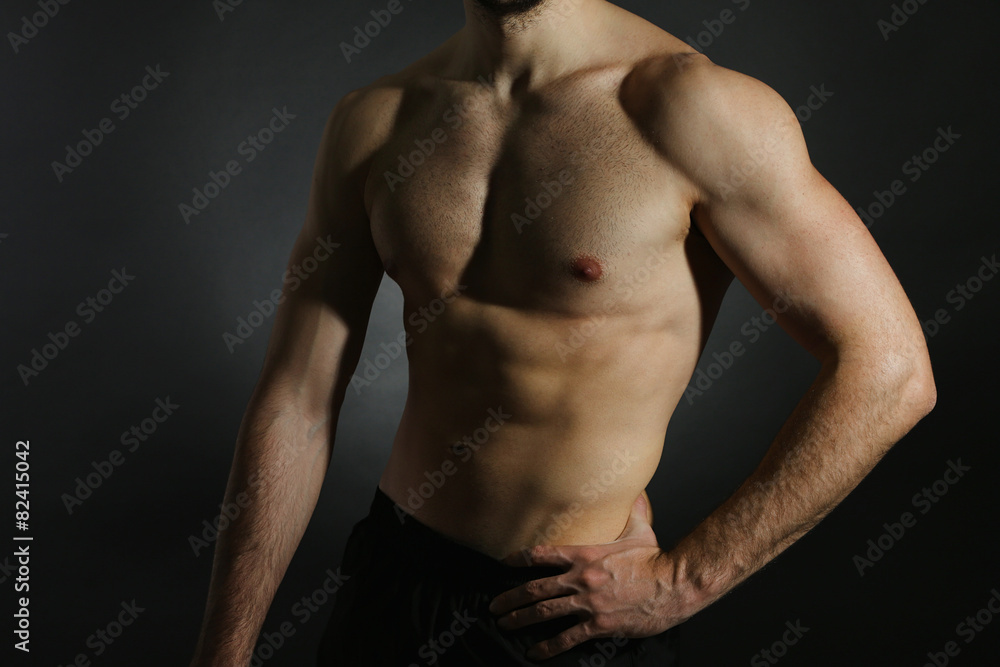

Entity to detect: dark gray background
[2,1,998,665]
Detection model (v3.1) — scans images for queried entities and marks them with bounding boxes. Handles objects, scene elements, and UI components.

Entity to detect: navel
[569,254,604,282]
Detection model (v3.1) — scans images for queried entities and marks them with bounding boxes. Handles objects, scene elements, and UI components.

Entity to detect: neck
[458,0,607,92]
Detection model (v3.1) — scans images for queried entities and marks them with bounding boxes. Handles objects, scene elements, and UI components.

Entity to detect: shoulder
[321,79,405,177]
[623,51,798,144]
[322,37,459,175]
[622,53,807,198]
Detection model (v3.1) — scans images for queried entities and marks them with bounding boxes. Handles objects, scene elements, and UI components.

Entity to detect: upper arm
[654,58,931,379]
[253,90,387,419]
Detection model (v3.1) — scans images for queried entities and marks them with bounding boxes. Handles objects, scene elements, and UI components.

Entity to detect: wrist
[657,544,737,615]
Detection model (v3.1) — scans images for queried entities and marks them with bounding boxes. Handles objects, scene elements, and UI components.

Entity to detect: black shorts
[317,486,679,666]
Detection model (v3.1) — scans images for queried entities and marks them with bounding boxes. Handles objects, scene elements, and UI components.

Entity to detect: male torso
[358,7,735,559]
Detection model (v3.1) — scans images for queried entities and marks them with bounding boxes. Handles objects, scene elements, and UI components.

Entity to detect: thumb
[616,491,655,541]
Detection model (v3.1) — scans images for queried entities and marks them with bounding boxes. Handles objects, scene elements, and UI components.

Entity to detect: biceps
[695,170,920,360]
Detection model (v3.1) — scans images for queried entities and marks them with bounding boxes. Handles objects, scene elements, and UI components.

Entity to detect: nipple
[570,254,603,282]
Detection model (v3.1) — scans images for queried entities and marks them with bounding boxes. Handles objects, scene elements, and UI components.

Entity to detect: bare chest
[367,80,697,315]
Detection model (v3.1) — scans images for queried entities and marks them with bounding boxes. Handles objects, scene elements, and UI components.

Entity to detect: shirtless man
[188,1,936,665]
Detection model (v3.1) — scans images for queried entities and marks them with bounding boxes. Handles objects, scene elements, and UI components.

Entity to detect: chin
[472,0,548,18]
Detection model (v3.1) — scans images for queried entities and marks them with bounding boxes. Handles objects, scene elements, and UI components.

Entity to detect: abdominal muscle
[377,298,700,561]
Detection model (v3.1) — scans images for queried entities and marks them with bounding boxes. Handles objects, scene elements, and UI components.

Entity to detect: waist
[380,421,661,559]
[364,485,567,590]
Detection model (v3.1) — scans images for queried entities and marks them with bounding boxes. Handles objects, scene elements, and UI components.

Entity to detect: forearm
[668,353,935,611]
[190,392,334,666]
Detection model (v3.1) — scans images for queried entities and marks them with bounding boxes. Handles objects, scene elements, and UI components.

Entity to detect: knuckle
[590,614,613,634]
[580,566,608,589]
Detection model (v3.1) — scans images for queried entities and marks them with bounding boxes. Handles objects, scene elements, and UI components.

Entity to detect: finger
[489,574,574,616]
[497,595,584,631]
[502,544,578,568]
[525,621,596,661]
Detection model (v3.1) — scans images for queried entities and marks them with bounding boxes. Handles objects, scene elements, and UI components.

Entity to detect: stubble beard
[470,0,550,30]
